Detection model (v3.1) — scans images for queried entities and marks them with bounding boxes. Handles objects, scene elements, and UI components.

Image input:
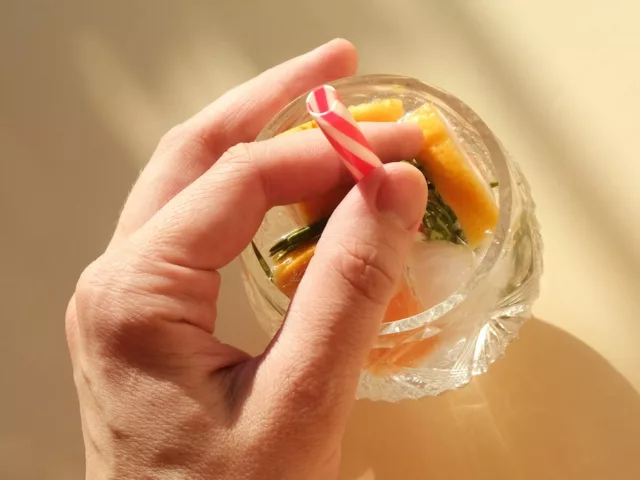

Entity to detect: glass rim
[253,74,513,336]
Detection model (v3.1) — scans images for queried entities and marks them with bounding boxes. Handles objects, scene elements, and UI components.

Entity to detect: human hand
[66,39,428,480]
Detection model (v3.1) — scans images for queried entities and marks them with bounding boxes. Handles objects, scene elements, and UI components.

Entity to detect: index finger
[111,39,358,246]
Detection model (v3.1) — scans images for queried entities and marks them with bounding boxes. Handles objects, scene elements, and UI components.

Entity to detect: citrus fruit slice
[383,276,423,323]
[273,241,317,298]
[404,104,498,246]
[366,334,440,374]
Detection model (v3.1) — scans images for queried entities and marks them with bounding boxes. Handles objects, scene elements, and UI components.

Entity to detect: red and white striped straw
[306,85,382,181]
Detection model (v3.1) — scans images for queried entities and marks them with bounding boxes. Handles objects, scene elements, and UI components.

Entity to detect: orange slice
[366,334,440,374]
[348,98,406,123]
[383,276,423,323]
[404,104,498,246]
[273,241,317,298]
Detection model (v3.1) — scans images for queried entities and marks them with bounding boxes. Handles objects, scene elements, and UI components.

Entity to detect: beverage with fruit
[241,75,542,401]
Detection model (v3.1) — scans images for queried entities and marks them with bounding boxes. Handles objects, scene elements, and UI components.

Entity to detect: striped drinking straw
[306,85,428,332]
[306,85,383,181]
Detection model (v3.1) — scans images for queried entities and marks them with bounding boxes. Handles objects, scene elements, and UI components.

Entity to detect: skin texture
[66,39,428,480]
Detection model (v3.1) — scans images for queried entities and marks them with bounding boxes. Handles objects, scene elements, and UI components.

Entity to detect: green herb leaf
[268,217,328,259]
[267,159,476,265]
[422,183,466,244]
[407,161,467,244]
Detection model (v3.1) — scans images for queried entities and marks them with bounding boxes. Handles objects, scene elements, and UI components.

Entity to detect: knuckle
[157,123,189,152]
[76,255,122,297]
[74,249,221,343]
[72,254,160,358]
[74,253,147,327]
[75,258,106,301]
[329,238,397,306]
[220,142,252,164]
[156,121,217,161]
[217,142,267,195]
[74,257,124,321]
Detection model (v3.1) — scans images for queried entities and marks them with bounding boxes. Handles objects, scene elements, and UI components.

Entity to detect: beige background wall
[1,1,639,479]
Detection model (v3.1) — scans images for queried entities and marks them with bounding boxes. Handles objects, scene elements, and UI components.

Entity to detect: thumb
[257,161,427,416]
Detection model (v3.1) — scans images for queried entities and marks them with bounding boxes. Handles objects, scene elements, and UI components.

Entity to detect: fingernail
[375,164,428,231]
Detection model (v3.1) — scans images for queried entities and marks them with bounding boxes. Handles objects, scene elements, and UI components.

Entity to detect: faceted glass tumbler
[239,75,543,402]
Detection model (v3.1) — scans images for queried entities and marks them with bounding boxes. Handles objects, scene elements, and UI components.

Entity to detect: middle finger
[131,123,424,272]
[110,39,358,247]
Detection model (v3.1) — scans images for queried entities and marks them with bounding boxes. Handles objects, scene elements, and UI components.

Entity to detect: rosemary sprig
[403,160,466,244]
[268,217,328,261]
[422,183,466,244]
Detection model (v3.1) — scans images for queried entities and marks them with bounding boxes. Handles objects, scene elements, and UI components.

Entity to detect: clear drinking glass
[239,75,543,402]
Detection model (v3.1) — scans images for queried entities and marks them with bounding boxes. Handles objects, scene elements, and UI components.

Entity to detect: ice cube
[407,240,476,310]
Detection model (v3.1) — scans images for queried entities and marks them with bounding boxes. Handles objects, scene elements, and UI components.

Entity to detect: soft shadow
[340,319,640,480]
[202,0,417,73]
[0,2,176,479]
[430,0,640,289]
